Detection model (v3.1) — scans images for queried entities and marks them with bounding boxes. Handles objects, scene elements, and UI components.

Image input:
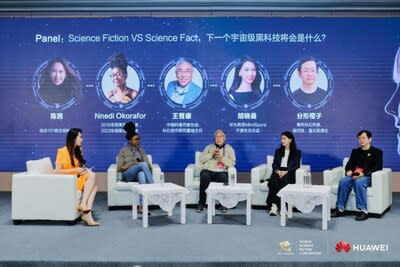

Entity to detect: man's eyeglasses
[132,137,140,141]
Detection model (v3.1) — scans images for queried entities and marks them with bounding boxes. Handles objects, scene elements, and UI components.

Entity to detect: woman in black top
[266,131,301,216]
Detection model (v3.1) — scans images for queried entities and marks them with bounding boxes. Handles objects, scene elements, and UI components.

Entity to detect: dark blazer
[272,148,301,183]
[345,146,383,176]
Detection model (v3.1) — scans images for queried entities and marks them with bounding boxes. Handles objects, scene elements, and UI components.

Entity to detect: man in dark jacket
[332,130,383,221]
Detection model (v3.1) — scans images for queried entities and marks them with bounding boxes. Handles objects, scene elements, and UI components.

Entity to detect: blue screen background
[0,17,399,172]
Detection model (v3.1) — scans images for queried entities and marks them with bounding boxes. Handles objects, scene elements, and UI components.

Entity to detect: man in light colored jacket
[197,129,236,212]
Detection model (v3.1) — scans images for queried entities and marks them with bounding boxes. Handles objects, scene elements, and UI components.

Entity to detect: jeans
[122,162,154,204]
[336,175,371,213]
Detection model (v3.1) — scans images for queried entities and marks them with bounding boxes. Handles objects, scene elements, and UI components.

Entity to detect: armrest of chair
[371,168,392,205]
[295,164,311,184]
[323,166,343,186]
[12,172,77,197]
[251,164,270,188]
[107,164,118,192]
[151,163,161,183]
[184,164,195,188]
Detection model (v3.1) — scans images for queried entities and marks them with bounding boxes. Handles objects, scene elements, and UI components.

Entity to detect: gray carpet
[0,192,399,267]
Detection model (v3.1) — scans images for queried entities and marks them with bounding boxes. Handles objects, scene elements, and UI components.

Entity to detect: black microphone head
[79,159,87,168]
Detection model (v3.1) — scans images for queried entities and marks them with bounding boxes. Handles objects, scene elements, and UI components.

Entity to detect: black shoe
[355,212,368,221]
[196,204,204,213]
[218,206,228,213]
[331,208,344,218]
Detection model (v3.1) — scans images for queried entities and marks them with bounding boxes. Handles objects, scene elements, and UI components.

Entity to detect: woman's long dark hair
[66,128,84,167]
[278,131,299,160]
[228,56,262,97]
[39,57,83,102]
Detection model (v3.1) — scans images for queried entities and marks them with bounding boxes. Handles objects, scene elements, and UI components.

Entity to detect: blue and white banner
[0,17,399,171]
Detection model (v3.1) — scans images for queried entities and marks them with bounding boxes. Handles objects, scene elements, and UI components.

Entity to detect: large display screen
[0,17,399,172]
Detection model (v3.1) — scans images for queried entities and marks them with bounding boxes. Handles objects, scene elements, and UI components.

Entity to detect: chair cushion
[26,157,53,174]
[115,181,139,191]
[258,181,269,192]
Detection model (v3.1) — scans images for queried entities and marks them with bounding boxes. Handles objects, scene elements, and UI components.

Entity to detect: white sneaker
[269,204,279,216]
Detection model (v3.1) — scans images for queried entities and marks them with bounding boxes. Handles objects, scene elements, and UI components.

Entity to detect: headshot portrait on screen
[165,58,202,105]
[385,46,400,155]
[228,56,262,106]
[290,56,329,108]
[37,57,82,109]
[106,53,138,104]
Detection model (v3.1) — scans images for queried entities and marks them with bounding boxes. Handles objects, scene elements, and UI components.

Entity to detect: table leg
[280,197,286,227]
[143,196,148,228]
[246,193,251,226]
[288,204,293,218]
[181,194,186,224]
[168,209,173,217]
[207,195,212,224]
[322,199,328,230]
[132,192,138,220]
[327,197,331,221]
[212,199,216,216]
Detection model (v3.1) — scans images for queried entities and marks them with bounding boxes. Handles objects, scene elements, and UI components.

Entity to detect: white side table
[277,184,331,230]
[206,182,253,226]
[131,183,189,228]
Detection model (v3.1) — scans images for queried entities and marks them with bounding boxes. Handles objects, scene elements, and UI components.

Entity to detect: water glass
[303,172,312,187]
[160,172,165,187]
[230,173,236,186]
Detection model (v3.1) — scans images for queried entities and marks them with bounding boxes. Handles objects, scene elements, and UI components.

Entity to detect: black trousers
[198,169,228,205]
[266,172,292,209]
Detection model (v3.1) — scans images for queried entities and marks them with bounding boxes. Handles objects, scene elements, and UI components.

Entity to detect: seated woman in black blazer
[266,131,301,216]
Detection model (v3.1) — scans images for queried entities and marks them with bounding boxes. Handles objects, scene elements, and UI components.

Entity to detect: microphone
[79,159,87,169]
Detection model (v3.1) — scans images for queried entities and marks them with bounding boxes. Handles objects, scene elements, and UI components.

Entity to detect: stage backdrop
[0,17,399,172]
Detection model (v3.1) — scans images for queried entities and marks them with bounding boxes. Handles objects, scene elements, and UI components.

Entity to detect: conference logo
[335,240,351,253]
[279,240,291,252]
[335,240,389,253]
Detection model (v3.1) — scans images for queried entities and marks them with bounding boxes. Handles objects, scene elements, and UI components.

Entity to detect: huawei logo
[336,240,351,253]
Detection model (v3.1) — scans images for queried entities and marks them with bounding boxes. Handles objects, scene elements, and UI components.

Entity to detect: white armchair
[184,151,237,205]
[323,157,392,215]
[12,157,81,224]
[107,155,161,209]
[250,155,311,207]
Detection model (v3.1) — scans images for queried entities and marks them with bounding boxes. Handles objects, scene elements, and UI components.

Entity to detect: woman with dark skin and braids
[117,122,154,213]
[55,128,99,226]
[107,53,138,104]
